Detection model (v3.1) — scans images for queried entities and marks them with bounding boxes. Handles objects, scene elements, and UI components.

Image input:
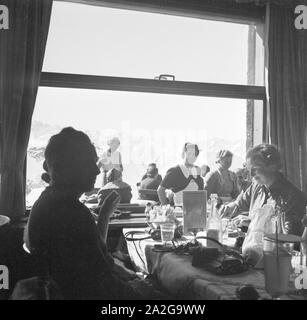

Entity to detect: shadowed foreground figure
[24,127,166,300]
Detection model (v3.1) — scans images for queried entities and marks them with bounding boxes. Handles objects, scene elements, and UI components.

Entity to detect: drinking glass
[160,223,176,247]
[263,237,292,299]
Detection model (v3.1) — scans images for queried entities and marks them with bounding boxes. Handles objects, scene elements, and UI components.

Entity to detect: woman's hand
[97,191,120,244]
[231,214,251,227]
[98,191,120,220]
[219,202,237,218]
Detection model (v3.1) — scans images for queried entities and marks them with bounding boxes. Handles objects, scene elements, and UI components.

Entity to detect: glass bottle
[145,202,153,227]
[263,236,292,299]
[206,194,222,247]
[301,206,307,267]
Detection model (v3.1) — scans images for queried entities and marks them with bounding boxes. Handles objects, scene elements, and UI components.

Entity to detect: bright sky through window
[43,2,248,84]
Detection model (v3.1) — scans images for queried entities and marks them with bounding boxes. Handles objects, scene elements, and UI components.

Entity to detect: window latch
[154,74,175,81]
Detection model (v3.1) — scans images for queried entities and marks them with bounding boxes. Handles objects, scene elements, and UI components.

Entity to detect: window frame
[40,0,267,144]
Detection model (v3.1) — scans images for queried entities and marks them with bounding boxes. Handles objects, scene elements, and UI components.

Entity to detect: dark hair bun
[246,144,281,169]
[41,172,51,183]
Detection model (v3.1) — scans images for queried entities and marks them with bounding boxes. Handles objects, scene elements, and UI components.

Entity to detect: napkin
[242,205,275,266]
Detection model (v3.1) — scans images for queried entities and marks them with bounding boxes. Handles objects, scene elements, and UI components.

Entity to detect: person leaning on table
[220,143,307,236]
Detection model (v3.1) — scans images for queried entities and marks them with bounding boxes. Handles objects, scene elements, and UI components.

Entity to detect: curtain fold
[0,0,53,220]
[267,4,307,193]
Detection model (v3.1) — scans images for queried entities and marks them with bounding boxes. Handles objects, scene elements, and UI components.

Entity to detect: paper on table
[183,190,207,234]
[242,204,275,265]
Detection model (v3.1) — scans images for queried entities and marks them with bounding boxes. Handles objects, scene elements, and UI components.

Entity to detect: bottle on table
[145,202,153,227]
[298,207,307,295]
[206,194,222,248]
[301,206,307,267]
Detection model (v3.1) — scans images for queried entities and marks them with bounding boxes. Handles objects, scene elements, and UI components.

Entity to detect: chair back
[138,189,159,202]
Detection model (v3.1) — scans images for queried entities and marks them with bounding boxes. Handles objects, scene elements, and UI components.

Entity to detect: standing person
[98,137,123,186]
[204,150,239,203]
[157,143,203,206]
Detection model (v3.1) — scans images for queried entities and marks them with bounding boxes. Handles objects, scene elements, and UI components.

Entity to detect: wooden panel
[58,0,265,23]
[40,72,266,100]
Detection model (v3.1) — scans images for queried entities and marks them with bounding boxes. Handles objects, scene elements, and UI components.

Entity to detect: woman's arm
[157,185,169,205]
[119,152,123,172]
[219,201,239,218]
[97,191,120,243]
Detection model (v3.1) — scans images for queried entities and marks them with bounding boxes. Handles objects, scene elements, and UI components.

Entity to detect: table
[109,214,148,230]
[124,228,306,300]
[85,202,148,230]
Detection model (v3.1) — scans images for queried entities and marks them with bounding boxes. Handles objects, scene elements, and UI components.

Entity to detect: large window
[26,1,265,205]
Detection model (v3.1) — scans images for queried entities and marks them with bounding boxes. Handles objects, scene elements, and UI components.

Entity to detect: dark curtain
[267,4,307,193]
[0,0,53,220]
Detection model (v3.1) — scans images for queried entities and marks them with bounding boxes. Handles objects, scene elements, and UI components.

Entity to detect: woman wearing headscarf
[204,150,239,202]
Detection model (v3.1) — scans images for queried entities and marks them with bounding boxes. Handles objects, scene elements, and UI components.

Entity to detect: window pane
[43,2,249,84]
[26,87,254,205]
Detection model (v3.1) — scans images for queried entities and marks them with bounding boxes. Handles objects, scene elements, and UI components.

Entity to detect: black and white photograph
[1,0,307,313]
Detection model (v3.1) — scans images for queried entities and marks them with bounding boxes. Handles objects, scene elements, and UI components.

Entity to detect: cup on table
[263,236,292,299]
[160,223,176,246]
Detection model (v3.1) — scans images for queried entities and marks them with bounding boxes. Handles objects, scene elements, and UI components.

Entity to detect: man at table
[158,143,204,206]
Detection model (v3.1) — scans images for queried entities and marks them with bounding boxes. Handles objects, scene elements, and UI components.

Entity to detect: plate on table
[110,210,132,220]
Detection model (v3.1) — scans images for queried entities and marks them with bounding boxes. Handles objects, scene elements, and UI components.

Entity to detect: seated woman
[98,168,132,204]
[234,167,252,194]
[221,144,307,237]
[204,150,239,203]
[138,163,162,202]
[157,143,203,206]
[24,127,162,300]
